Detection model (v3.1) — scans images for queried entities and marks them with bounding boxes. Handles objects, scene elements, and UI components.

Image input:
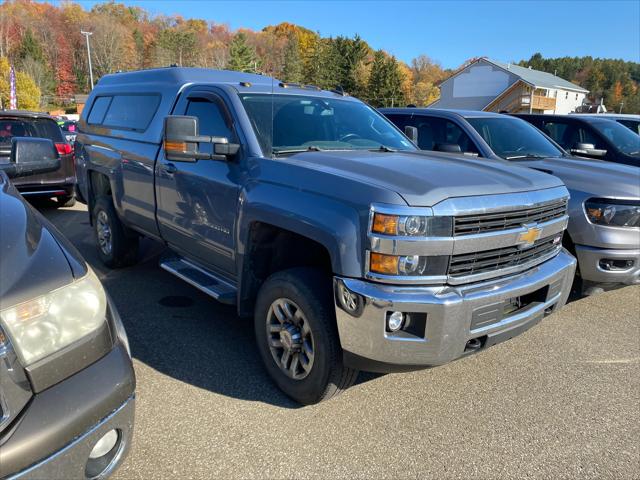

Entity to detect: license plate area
[470,285,549,331]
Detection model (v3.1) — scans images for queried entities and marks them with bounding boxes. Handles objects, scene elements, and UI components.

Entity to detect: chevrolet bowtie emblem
[517,225,542,247]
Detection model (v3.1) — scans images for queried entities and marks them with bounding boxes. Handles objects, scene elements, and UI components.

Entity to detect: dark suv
[0,137,135,478]
[513,113,639,167]
[0,111,76,206]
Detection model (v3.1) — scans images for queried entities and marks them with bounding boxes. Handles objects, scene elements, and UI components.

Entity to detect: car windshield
[589,120,640,155]
[616,119,640,135]
[466,116,563,160]
[240,93,415,157]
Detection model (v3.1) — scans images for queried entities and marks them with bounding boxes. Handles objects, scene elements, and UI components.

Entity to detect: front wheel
[254,268,359,405]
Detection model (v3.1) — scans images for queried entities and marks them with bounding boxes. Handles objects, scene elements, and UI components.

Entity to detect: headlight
[0,268,107,366]
[372,212,452,236]
[369,252,448,277]
[585,199,640,228]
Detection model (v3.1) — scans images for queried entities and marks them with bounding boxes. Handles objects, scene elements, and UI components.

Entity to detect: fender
[237,182,366,278]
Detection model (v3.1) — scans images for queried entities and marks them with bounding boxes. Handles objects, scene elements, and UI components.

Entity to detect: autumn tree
[0,57,41,110]
[227,32,258,72]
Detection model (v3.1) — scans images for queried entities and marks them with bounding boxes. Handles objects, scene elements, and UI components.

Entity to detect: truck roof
[96,66,350,98]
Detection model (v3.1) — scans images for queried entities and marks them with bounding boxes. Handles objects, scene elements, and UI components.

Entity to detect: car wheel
[92,195,139,268]
[56,194,76,208]
[255,267,359,405]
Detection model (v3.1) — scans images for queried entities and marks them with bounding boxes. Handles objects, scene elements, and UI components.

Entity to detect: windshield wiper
[505,154,548,160]
[273,145,324,156]
[370,145,396,153]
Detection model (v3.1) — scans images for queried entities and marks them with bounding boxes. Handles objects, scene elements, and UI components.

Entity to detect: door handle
[163,163,178,174]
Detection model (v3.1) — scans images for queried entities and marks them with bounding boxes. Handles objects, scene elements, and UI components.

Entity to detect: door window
[386,114,477,154]
[541,121,575,149]
[185,98,235,154]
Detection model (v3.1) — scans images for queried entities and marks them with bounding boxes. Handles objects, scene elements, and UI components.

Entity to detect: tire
[92,195,139,268]
[56,193,76,208]
[254,267,359,405]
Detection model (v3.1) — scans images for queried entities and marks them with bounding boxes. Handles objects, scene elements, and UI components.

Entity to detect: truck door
[156,88,241,277]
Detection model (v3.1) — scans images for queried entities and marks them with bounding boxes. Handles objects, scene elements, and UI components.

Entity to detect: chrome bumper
[574,244,640,286]
[334,250,576,370]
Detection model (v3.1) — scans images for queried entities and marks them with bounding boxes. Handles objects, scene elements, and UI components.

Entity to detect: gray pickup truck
[75,67,576,404]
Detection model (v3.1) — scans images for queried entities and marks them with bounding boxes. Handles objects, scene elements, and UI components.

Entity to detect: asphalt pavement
[42,202,640,480]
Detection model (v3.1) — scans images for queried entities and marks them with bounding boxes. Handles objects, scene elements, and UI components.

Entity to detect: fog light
[387,311,405,331]
[89,429,119,459]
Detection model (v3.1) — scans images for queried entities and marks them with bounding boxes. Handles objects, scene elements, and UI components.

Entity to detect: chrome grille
[453,199,567,236]
[449,235,561,278]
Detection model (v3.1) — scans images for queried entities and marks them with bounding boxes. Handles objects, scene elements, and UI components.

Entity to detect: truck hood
[520,156,640,199]
[288,150,563,206]
[0,175,74,308]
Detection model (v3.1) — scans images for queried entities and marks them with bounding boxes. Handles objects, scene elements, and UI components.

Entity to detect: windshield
[240,94,415,156]
[617,119,640,135]
[467,117,563,160]
[590,120,640,155]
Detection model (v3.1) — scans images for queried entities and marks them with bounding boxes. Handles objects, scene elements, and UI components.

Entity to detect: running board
[159,256,237,305]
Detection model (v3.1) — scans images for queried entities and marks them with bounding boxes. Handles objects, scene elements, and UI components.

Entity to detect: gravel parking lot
[42,202,640,479]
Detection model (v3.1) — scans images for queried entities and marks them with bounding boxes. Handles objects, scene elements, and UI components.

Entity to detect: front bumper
[574,244,640,287]
[6,396,135,480]
[335,250,576,372]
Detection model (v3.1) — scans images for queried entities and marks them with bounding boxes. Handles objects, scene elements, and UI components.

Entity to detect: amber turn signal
[164,140,187,152]
[370,252,399,275]
[372,213,398,235]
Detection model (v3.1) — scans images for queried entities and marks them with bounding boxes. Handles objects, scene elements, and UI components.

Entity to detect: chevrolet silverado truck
[75,67,576,405]
[0,137,134,479]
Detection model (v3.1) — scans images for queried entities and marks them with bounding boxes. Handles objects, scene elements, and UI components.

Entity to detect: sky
[47,0,640,68]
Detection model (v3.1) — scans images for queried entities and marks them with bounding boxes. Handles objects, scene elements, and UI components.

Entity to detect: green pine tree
[17,29,44,62]
[227,32,258,73]
[367,50,387,107]
[282,34,303,83]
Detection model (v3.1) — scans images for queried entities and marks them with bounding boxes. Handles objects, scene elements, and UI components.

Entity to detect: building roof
[486,59,589,93]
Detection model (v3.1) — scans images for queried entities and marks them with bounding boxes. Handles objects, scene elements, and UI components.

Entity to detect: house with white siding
[429,58,589,114]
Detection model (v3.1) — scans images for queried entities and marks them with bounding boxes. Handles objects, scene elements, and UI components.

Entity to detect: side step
[159,255,237,305]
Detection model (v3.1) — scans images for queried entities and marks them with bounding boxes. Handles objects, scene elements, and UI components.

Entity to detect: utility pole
[619,102,624,114]
[81,30,94,90]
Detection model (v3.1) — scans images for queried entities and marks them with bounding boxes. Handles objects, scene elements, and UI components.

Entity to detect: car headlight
[369,252,449,277]
[585,198,640,228]
[0,267,107,366]
[372,212,452,236]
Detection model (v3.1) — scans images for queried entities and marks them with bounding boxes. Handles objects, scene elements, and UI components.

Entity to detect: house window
[575,93,578,100]
[565,92,569,99]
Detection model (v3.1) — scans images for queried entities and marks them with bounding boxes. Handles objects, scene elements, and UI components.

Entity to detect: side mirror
[0,137,60,179]
[163,115,239,162]
[434,143,462,153]
[570,142,607,158]
[404,126,418,144]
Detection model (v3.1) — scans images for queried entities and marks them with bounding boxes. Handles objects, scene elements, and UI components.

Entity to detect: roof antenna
[332,85,346,96]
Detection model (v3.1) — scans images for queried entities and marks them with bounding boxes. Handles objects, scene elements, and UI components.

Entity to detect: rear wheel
[254,268,359,405]
[92,195,139,268]
[56,193,76,208]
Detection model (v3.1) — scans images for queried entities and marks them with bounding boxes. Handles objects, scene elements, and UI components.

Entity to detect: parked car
[571,113,640,135]
[0,137,135,479]
[512,113,639,166]
[75,67,576,405]
[381,108,640,295]
[0,111,76,207]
